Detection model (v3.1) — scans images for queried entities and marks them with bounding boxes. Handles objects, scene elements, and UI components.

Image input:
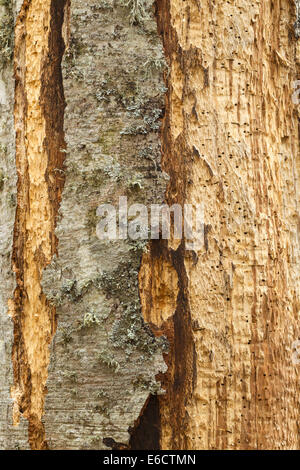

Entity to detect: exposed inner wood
[2,0,299,451]
[9,0,67,450]
[137,0,300,450]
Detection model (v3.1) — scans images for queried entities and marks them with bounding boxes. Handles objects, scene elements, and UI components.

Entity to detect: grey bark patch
[42,0,167,449]
[295,1,300,37]
[0,1,14,66]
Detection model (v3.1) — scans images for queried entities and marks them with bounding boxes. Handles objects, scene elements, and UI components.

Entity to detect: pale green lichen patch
[132,374,164,395]
[80,311,101,328]
[120,0,151,26]
[98,261,167,356]
[0,170,4,191]
[0,0,14,66]
[97,350,120,373]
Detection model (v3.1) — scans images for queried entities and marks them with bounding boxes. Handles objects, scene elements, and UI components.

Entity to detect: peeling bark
[0,0,299,451]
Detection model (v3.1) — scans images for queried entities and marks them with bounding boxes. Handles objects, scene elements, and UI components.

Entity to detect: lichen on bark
[41,0,168,449]
[0,0,299,452]
[0,0,14,66]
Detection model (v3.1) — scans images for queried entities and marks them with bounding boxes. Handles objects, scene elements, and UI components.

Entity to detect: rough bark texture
[140,0,300,450]
[42,0,167,450]
[0,0,299,451]
[0,0,30,450]
[1,0,168,450]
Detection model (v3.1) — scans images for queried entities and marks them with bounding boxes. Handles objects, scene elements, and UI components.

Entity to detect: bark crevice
[133,0,197,449]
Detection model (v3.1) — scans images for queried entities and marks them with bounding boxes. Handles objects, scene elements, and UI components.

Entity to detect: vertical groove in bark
[138,0,300,450]
[9,0,67,449]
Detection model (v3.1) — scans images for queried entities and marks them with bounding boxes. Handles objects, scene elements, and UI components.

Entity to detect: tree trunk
[0,0,299,450]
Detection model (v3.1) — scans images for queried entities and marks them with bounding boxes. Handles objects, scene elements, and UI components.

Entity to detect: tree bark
[0,0,299,450]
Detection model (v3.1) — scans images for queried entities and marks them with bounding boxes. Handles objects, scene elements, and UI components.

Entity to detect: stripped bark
[0,0,299,451]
